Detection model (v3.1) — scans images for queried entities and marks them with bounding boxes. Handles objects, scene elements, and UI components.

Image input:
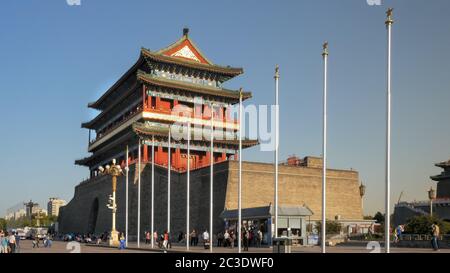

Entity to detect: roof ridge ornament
[183,27,189,37]
[322,41,328,58]
[385,8,394,25]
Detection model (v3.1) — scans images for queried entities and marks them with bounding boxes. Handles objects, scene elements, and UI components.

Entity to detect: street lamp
[428,187,436,217]
[359,182,366,212]
[98,158,124,246]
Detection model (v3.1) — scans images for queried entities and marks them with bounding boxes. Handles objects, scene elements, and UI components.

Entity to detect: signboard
[307,235,319,245]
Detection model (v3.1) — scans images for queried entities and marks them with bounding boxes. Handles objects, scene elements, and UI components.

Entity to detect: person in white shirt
[8,234,16,253]
[202,230,210,249]
[224,230,230,247]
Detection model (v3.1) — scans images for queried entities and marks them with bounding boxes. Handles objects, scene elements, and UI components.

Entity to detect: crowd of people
[139,225,265,251]
[0,230,19,253]
[392,222,441,251]
[2,221,444,252]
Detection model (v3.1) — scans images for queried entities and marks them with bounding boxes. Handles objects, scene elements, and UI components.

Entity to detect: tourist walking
[243,228,249,251]
[431,222,440,251]
[163,230,169,249]
[394,225,403,243]
[257,229,263,248]
[145,231,151,245]
[32,235,40,248]
[8,232,16,253]
[230,230,235,249]
[190,229,197,247]
[217,232,224,247]
[46,235,53,248]
[1,231,9,253]
[14,232,20,253]
[202,230,210,249]
[153,231,158,247]
[118,233,126,250]
[223,230,230,247]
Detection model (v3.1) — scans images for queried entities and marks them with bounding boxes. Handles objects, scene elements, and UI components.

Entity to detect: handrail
[90,107,240,146]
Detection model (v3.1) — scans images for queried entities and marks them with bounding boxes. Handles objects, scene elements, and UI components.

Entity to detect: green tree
[0,218,7,231]
[315,220,342,235]
[373,212,385,224]
[404,215,450,235]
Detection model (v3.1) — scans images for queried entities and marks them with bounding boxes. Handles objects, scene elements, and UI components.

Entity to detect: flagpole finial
[322,41,329,58]
[385,8,394,25]
[274,65,280,79]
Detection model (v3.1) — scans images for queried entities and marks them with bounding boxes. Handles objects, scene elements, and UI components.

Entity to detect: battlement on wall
[225,161,362,221]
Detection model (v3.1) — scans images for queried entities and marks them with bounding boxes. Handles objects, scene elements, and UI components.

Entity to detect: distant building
[394,158,450,226]
[24,200,39,219]
[47,198,66,217]
[5,209,26,221]
[23,200,48,221]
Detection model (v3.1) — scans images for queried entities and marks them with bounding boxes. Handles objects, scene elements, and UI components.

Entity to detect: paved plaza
[14,240,450,253]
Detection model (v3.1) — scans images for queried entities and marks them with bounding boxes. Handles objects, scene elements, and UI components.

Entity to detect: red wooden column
[174,147,180,169]
[225,107,231,122]
[219,107,224,122]
[142,85,147,110]
[221,152,227,162]
[143,144,148,162]
[147,95,152,110]
[203,105,211,119]
[156,97,161,110]
[157,146,163,165]
[194,105,202,118]
[205,151,211,166]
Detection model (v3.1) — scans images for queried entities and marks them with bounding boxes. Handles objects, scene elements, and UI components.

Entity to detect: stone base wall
[59,160,363,239]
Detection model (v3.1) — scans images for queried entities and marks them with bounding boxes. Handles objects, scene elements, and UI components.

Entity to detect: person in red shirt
[163,230,169,249]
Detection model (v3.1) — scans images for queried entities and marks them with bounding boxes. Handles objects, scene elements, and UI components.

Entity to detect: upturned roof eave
[132,122,259,147]
[137,72,252,101]
[88,54,145,110]
[141,47,243,76]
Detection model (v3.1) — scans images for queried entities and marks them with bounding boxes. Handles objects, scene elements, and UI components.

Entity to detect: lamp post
[238,89,243,253]
[98,158,123,246]
[321,41,328,254]
[151,135,155,248]
[274,65,279,242]
[210,103,214,253]
[125,146,129,247]
[187,122,191,251]
[428,187,436,217]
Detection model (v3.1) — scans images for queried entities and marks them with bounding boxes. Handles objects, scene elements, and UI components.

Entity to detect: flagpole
[321,42,328,254]
[137,139,141,248]
[168,129,171,235]
[125,145,129,247]
[151,135,155,248]
[187,121,191,251]
[238,88,243,253]
[385,8,394,254]
[210,104,214,253]
[274,65,279,241]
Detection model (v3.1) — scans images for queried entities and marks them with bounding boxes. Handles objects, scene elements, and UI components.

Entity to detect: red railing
[90,105,239,146]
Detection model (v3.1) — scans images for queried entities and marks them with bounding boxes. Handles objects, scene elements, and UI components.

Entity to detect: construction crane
[397,191,404,204]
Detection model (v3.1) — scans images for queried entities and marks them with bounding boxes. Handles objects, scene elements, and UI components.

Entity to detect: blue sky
[1,0,449,216]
